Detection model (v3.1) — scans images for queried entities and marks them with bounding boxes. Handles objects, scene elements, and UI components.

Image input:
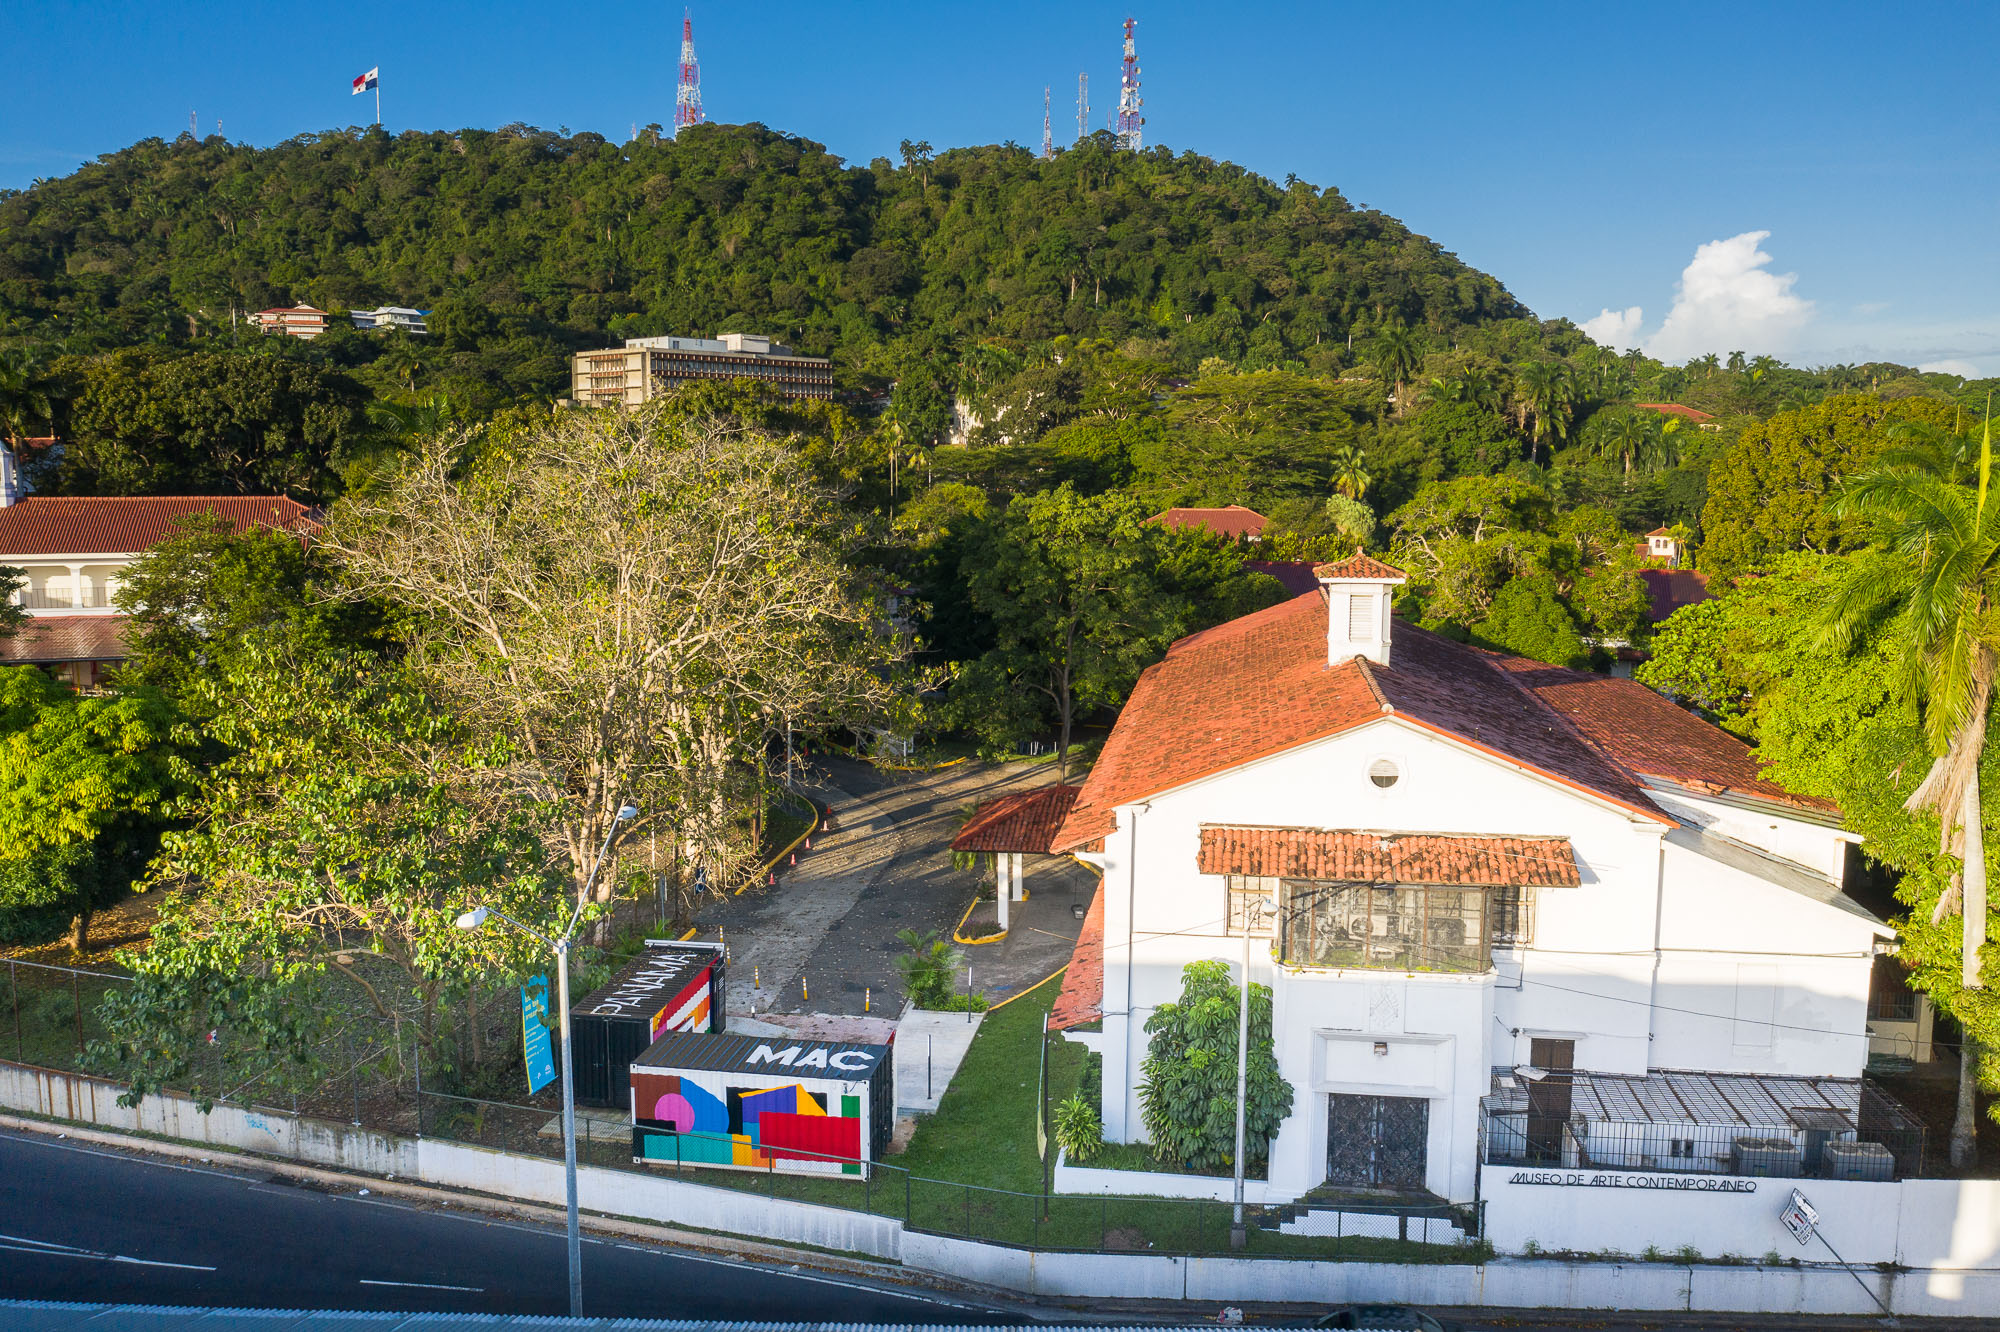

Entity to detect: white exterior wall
[1653,839,1877,1076]
[1100,716,1674,1203]
[1647,785,1854,883]
[1100,715,1882,1205]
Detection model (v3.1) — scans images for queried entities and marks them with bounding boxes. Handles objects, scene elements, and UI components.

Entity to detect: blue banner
[522,975,556,1096]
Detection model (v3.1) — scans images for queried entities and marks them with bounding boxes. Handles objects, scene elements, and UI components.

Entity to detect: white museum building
[1051,554,1928,1208]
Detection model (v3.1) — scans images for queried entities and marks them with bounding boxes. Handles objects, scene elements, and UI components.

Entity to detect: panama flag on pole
[351,67,379,95]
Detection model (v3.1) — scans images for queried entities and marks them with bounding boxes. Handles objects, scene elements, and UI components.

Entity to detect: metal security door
[1326,1093,1429,1190]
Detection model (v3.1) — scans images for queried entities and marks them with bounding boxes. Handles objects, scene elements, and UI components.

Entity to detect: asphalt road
[0,1128,1012,1321]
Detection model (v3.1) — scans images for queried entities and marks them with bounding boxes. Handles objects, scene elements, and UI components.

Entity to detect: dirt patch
[3,891,158,968]
[1102,1226,1153,1250]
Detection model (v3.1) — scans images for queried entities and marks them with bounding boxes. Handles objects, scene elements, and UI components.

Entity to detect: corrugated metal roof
[1566,1069,1861,1130]
[632,1031,891,1079]
[1,1309,1156,1331]
[571,942,723,1021]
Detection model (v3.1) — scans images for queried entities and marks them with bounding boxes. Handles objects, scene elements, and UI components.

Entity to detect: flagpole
[376,80,381,128]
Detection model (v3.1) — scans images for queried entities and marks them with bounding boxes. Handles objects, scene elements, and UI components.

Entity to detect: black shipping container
[568,940,725,1109]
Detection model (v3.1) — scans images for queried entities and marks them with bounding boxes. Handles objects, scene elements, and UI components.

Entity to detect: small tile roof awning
[1049,884,1104,1031]
[0,615,129,665]
[1197,827,1581,887]
[1508,1068,1912,1133]
[951,784,1084,855]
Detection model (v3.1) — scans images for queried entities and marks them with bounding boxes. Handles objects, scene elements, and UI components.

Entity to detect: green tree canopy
[1138,959,1293,1171]
[1699,394,1962,575]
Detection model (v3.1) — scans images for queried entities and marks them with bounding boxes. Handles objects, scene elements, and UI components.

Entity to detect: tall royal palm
[1366,325,1423,415]
[1824,404,1996,1168]
[1515,360,1574,466]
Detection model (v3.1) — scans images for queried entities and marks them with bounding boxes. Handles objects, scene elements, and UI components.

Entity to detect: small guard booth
[630,1031,894,1178]
[569,940,726,1109]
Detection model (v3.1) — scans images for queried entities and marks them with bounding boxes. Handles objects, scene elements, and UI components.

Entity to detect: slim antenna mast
[189,110,196,137]
[676,11,705,133]
[1041,87,1053,159]
[1114,17,1144,151]
[1075,73,1089,142]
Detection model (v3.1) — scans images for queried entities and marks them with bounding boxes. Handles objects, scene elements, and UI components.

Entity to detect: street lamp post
[457,802,637,1318]
[1230,895,1278,1251]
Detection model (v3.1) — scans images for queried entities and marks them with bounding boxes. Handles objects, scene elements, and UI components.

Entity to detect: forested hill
[0,122,1534,396]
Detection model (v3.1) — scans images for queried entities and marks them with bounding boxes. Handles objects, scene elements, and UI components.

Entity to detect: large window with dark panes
[1228,875,1533,972]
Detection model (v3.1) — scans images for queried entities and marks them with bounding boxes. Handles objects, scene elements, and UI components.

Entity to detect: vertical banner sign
[522,975,557,1096]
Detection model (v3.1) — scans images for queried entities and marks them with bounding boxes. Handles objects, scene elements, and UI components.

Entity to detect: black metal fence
[412,1088,1485,1258]
[1478,1092,1929,1182]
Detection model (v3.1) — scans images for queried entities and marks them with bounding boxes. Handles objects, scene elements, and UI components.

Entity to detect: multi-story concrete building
[570,333,834,407]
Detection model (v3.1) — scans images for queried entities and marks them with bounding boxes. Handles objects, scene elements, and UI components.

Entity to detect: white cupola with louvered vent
[1313,553,1407,669]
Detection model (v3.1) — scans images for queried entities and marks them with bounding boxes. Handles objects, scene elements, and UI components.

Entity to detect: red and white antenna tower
[1114,17,1144,151]
[1041,87,1053,158]
[1075,73,1089,143]
[675,11,704,134]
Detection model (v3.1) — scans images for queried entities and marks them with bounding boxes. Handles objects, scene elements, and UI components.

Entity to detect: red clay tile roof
[1052,595,1672,852]
[1198,827,1581,886]
[0,496,317,557]
[0,615,129,665]
[1312,553,1407,581]
[1048,884,1104,1031]
[951,785,1084,854]
[1485,654,1837,814]
[1636,403,1715,424]
[1645,527,1673,538]
[1639,568,1712,622]
[1146,505,1269,541]
[1243,560,1322,598]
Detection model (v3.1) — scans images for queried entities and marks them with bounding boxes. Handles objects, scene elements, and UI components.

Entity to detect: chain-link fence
[3,955,1482,1261]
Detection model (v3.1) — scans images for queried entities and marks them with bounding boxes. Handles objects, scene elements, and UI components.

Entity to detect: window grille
[1224,875,1277,935]
[1490,885,1535,947]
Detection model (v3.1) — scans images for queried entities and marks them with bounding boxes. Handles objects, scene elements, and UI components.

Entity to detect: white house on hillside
[1050,554,1921,1207]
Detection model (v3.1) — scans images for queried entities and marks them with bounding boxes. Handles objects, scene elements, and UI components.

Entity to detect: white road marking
[0,1233,216,1271]
[359,1278,486,1292]
[606,1241,979,1309]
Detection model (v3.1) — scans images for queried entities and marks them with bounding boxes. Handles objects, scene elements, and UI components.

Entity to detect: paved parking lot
[691,757,1092,1019]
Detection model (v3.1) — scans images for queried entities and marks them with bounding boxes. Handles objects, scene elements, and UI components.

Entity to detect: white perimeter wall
[7,1058,1997,1318]
[1481,1163,2000,1272]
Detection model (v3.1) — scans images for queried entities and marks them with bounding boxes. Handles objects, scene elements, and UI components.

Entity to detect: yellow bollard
[803,976,809,1002]
[865,987,871,1012]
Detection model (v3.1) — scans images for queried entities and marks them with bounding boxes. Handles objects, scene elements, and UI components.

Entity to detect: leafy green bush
[1052,1092,1103,1163]
[1138,959,1293,1171]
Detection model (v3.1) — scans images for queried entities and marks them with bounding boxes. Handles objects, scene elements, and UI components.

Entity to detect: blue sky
[4,1,1996,374]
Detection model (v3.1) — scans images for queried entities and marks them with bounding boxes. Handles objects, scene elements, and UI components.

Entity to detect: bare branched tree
[327,406,911,929]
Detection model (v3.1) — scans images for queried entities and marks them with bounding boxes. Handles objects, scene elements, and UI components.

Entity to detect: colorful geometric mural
[633,1072,864,1175]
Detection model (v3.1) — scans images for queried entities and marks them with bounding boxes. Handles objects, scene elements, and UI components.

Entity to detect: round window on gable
[1369,758,1401,789]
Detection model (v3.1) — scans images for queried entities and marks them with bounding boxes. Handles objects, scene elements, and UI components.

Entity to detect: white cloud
[1918,359,1983,379]
[1580,305,1645,353]
[1643,231,1814,364]
[1579,231,1818,365]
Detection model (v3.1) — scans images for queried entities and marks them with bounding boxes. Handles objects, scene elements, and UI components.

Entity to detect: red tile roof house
[1146,505,1269,543]
[1043,554,1921,1246]
[0,490,317,690]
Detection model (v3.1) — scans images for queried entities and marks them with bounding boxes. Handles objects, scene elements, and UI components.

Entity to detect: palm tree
[1690,353,1722,379]
[0,349,53,444]
[1515,361,1575,466]
[1459,368,1503,414]
[1366,325,1424,415]
[1417,376,1460,410]
[1822,400,1997,1168]
[1590,409,1658,479]
[367,394,456,443]
[1329,442,1371,500]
